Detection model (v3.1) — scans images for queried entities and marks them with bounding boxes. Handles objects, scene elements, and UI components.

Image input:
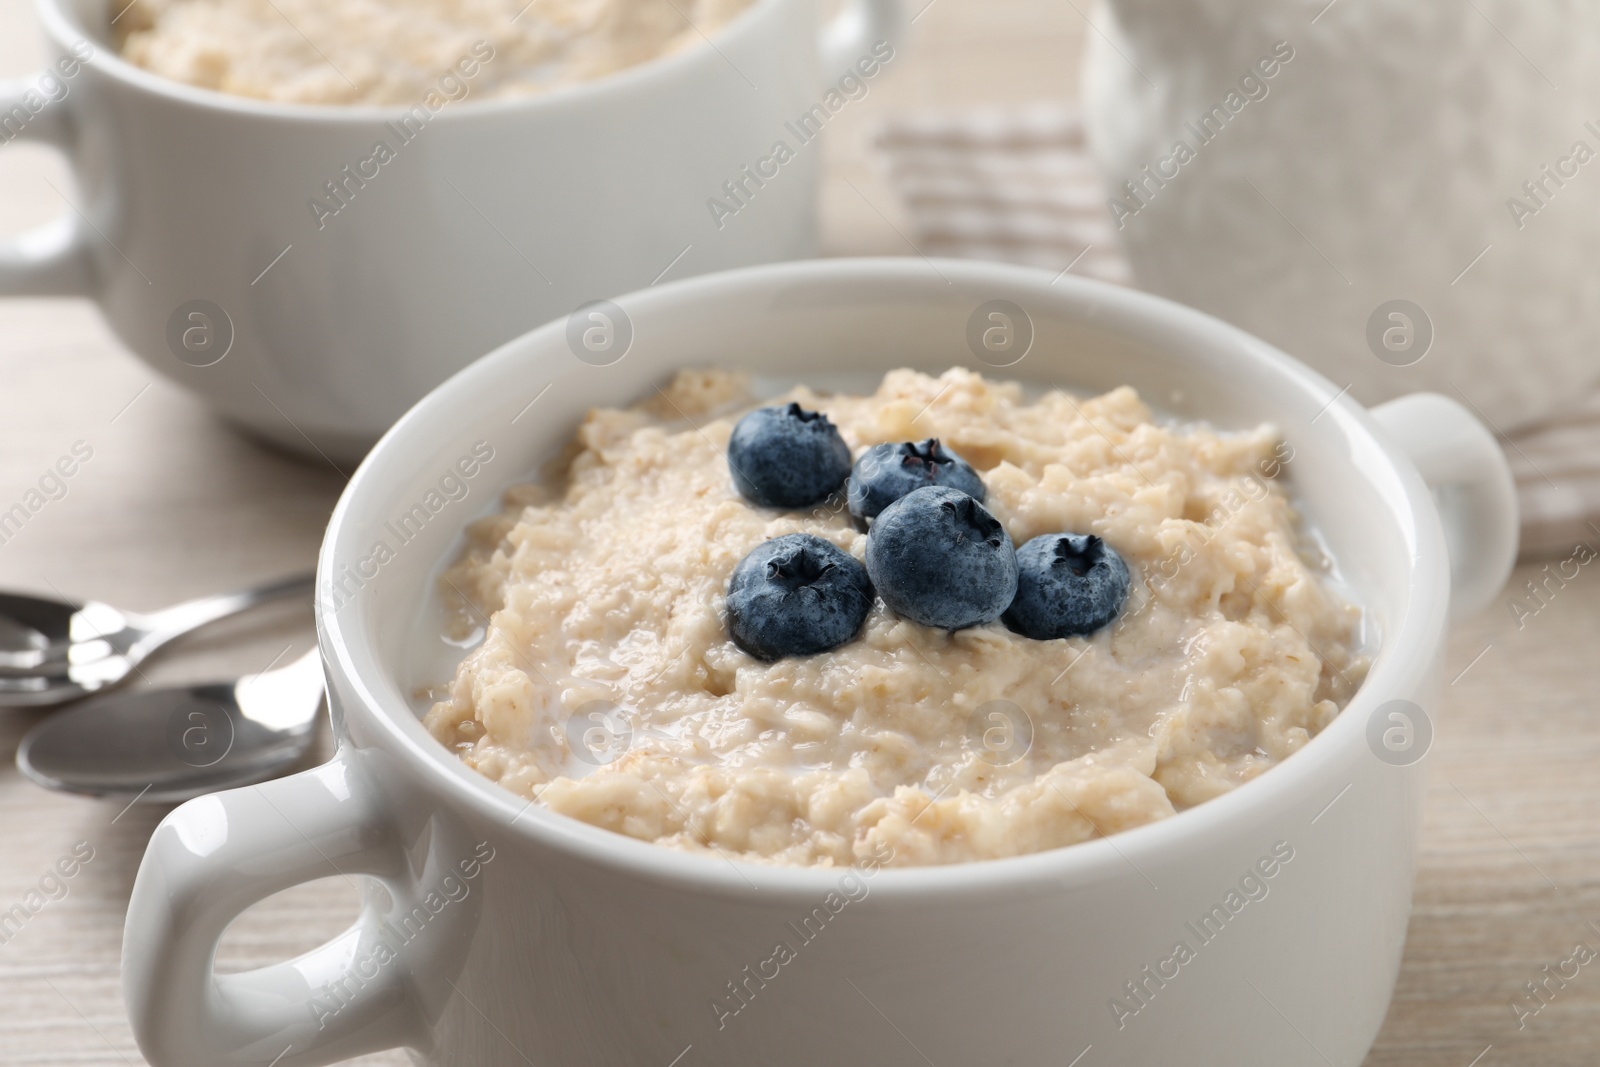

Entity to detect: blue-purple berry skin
[727,534,873,660]
[848,438,985,521]
[728,403,851,509]
[865,486,1017,630]
[1002,533,1131,639]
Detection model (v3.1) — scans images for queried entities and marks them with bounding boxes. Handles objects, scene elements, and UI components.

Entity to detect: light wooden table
[1,2,1594,1064]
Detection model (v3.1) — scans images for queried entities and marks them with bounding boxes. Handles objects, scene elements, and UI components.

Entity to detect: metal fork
[0,573,316,708]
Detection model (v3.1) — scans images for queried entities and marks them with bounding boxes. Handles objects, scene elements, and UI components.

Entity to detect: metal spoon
[0,573,315,707]
[16,648,324,803]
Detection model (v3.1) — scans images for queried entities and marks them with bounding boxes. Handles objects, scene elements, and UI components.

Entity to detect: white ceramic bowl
[123,259,1517,1067]
[3,0,902,461]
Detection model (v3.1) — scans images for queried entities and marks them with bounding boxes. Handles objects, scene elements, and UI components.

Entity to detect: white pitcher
[1084,0,1600,430]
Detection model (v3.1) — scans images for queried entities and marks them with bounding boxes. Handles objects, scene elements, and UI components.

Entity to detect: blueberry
[726,534,873,660]
[1003,533,1131,639]
[848,438,986,522]
[865,486,1017,630]
[727,403,851,509]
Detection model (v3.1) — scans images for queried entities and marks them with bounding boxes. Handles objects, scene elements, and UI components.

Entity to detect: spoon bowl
[16,649,324,803]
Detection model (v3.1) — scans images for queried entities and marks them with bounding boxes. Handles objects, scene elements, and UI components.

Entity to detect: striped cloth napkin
[871,104,1583,559]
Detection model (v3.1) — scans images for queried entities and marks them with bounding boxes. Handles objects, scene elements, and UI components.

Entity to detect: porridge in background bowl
[114,0,755,105]
[423,368,1368,867]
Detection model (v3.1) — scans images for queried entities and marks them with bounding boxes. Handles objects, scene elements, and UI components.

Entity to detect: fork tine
[0,674,57,694]
[0,643,114,679]
[0,648,69,672]
[0,661,73,681]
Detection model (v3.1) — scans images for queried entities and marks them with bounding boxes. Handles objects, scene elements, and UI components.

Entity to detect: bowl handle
[122,755,418,1067]
[819,0,906,80]
[0,75,94,297]
[1371,393,1520,618]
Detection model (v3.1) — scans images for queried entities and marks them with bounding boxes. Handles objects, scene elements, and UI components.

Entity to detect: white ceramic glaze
[0,0,904,460]
[123,259,1517,1067]
[1084,0,1600,430]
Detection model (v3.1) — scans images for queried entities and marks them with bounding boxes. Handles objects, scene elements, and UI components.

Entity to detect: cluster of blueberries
[723,403,1132,661]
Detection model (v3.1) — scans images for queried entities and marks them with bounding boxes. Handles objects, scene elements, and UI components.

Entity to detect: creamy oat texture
[116,0,753,105]
[425,369,1367,867]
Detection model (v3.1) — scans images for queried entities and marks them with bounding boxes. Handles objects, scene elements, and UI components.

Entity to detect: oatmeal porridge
[115,0,755,105]
[423,368,1368,867]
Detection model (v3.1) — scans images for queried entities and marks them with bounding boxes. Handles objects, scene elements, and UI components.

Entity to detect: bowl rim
[318,256,1449,898]
[33,0,782,122]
